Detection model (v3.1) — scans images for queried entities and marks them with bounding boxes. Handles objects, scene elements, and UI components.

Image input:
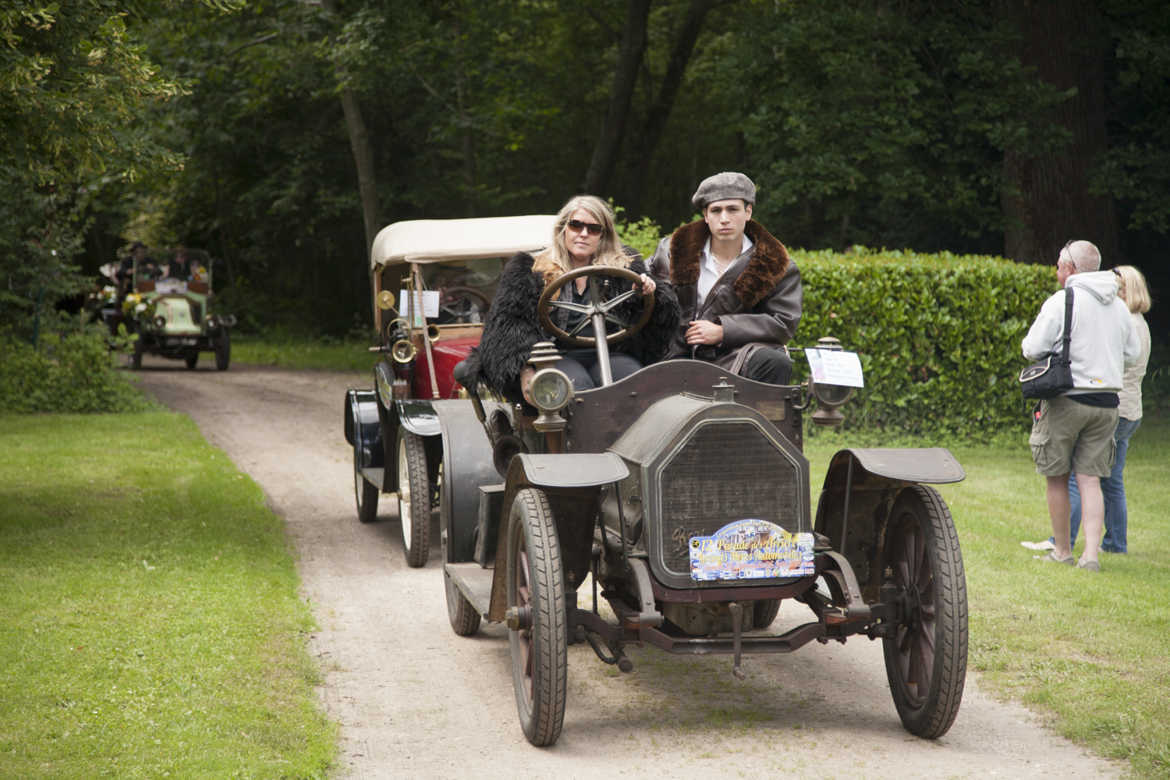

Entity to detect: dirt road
[135,359,1121,779]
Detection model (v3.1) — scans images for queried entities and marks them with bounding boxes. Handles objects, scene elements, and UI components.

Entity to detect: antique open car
[343,215,557,567]
[120,248,235,370]
[425,259,969,746]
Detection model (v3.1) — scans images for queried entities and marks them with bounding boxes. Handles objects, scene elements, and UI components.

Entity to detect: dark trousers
[557,349,642,390]
[743,347,793,385]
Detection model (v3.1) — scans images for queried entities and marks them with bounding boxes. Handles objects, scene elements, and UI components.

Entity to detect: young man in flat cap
[648,171,802,384]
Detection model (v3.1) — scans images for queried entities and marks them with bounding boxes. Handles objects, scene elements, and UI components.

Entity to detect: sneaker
[1034,551,1074,565]
[1076,559,1101,572]
[1021,538,1056,551]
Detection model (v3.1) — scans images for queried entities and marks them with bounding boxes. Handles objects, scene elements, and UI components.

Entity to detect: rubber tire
[354,447,379,524]
[752,599,781,629]
[130,338,144,370]
[397,430,431,568]
[507,488,567,747]
[215,331,231,371]
[882,485,968,739]
[184,351,198,369]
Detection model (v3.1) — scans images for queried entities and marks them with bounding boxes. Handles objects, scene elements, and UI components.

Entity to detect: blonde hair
[531,195,629,285]
[1114,265,1151,314]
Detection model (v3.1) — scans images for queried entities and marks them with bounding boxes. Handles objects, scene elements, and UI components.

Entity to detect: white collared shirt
[697,234,753,307]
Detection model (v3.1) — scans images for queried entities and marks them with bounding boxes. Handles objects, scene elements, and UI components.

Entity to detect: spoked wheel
[353,447,379,524]
[397,430,431,568]
[882,485,967,739]
[506,488,567,747]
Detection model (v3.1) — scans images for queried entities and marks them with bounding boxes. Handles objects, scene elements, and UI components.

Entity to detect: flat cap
[691,171,756,210]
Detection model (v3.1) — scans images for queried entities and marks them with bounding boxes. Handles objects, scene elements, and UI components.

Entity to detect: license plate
[690,519,815,581]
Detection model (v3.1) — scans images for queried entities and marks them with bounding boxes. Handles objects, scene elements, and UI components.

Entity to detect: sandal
[1035,551,1074,565]
[1076,559,1101,572]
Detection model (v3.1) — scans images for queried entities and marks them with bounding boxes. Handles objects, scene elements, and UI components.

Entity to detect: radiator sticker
[689,519,815,581]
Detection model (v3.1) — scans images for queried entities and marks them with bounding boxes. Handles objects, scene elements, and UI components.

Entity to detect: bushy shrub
[0,324,155,414]
[794,247,1055,437]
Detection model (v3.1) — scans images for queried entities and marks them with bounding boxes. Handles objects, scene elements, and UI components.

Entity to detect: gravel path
[135,358,1122,779]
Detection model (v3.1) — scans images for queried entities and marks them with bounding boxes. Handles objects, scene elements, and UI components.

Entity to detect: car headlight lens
[530,368,573,412]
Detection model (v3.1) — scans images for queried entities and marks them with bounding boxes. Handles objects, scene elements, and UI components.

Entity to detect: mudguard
[814,447,965,601]
[506,452,630,489]
[433,399,497,563]
[344,389,383,469]
[395,399,441,437]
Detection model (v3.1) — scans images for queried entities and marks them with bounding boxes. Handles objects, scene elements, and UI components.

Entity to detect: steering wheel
[438,286,490,324]
[537,265,655,348]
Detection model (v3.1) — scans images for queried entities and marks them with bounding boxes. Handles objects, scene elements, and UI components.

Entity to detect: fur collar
[667,219,791,307]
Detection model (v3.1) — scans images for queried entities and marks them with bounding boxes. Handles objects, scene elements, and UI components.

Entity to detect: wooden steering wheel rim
[536,265,655,348]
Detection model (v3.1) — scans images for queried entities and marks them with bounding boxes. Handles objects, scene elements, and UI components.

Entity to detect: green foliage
[0,323,154,414]
[614,203,664,259]
[795,247,1054,437]
[0,411,335,776]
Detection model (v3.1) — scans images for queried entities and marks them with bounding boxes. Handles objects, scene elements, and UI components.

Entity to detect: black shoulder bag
[1019,287,1074,399]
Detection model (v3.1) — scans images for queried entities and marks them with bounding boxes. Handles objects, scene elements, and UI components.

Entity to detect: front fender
[344,389,383,469]
[395,399,441,437]
[814,448,964,601]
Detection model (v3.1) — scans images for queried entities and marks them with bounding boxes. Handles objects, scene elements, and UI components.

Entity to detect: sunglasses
[567,219,604,236]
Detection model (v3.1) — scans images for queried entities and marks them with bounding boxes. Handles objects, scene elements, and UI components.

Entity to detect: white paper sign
[399,289,440,324]
[805,348,864,388]
[155,278,187,294]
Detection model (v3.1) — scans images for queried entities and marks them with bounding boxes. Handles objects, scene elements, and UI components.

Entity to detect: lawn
[0,413,335,778]
[231,334,378,373]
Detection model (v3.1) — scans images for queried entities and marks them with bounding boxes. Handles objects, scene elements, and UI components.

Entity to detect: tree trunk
[581,0,652,195]
[338,89,381,252]
[627,0,724,215]
[1001,0,1118,265]
[322,0,381,253]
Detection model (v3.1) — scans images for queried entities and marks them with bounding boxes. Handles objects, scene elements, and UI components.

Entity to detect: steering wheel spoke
[536,266,656,349]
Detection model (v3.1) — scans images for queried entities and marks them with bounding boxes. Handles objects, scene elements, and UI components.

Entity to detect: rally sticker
[689,519,815,581]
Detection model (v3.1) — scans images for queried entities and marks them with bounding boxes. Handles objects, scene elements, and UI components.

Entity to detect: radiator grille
[657,422,802,577]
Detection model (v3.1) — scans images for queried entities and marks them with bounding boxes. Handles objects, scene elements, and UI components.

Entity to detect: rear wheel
[214,331,231,371]
[882,485,967,739]
[507,488,567,747]
[130,337,144,369]
[397,430,431,568]
[752,599,781,629]
[354,447,379,524]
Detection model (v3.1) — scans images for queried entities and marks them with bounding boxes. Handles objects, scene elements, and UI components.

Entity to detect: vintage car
[120,248,235,370]
[343,215,557,567]
[344,218,969,747]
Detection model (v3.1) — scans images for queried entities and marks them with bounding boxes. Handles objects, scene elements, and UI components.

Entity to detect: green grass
[804,414,1170,778]
[231,334,378,372]
[0,413,336,778]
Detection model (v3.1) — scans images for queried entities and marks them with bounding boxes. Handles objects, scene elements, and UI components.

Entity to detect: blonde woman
[470,195,679,404]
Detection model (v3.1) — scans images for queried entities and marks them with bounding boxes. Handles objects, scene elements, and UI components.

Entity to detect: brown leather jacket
[648,219,802,373]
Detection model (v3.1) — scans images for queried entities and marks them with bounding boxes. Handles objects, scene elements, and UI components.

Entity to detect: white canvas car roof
[370,215,557,270]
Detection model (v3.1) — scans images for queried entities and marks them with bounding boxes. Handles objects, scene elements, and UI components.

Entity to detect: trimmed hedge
[793,247,1055,437]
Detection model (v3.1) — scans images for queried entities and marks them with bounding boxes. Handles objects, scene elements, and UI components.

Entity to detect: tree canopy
[4,0,1168,338]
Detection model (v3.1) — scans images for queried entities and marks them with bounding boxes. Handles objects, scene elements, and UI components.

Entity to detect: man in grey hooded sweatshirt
[1022,239,1140,571]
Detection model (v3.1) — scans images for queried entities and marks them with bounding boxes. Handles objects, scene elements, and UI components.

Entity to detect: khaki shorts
[1030,396,1118,477]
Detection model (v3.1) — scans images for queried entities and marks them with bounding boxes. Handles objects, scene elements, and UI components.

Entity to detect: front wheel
[882,485,967,739]
[184,350,198,370]
[353,447,379,524]
[397,430,431,567]
[507,488,567,747]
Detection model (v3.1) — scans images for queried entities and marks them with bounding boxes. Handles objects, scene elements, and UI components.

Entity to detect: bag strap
[1058,287,1074,360]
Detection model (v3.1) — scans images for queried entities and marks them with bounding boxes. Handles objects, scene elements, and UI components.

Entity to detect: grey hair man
[1022,239,1140,571]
